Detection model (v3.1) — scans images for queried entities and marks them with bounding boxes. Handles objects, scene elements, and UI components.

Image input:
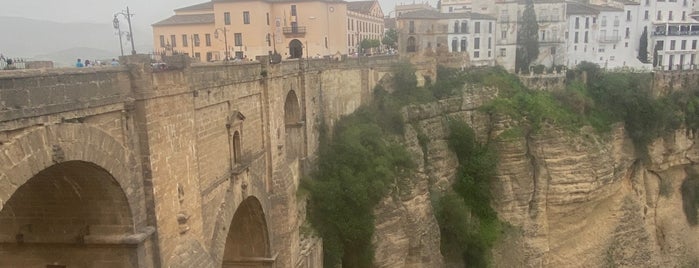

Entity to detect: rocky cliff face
[371,86,699,267]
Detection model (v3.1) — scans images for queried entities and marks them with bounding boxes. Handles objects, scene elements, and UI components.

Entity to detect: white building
[445,12,498,66]
[565,1,647,69]
[642,0,699,70]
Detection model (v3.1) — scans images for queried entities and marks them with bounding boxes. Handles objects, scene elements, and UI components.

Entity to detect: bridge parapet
[0,67,132,123]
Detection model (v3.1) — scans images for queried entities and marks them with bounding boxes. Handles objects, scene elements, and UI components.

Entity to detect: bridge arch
[221,196,272,267]
[285,90,304,160]
[0,124,150,267]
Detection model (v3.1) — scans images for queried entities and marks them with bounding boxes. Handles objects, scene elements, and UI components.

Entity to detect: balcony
[654,30,699,36]
[599,36,621,43]
[283,26,306,36]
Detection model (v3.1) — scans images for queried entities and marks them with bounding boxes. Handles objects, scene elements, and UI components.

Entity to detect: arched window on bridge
[227,111,246,170]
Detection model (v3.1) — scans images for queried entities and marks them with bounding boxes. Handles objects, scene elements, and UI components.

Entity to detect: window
[170,35,177,47]
[644,11,649,20]
[669,11,673,21]
[575,17,580,29]
[645,0,649,5]
[681,40,686,50]
[500,48,506,56]
[585,17,590,29]
[159,35,165,47]
[627,11,631,21]
[614,16,619,26]
[453,21,459,33]
[224,12,231,25]
[205,34,211,46]
[409,21,415,33]
[625,28,630,39]
[656,40,664,50]
[489,22,492,33]
[194,34,200,47]
[182,34,188,47]
[682,11,686,21]
[601,16,607,27]
[584,31,588,43]
[234,33,242,46]
[541,30,546,41]
[291,5,297,16]
[574,32,579,43]
[474,51,480,58]
[407,36,416,52]
[266,13,270,25]
[501,31,507,39]
[461,21,468,33]
[452,39,458,52]
[693,40,697,50]
[474,37,480,49]
[657,11,661,21]
[475,22,480,33]
[551,47,556,55]
[243,11,250,24]
[460,39,467,51]
[488,37,492,49]
[670,40,676,50]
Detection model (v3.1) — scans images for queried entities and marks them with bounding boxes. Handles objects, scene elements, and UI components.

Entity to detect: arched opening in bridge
[222,196,272,267]
[289,39,303,59]
[284,90,303,160]
[0,161,137,267]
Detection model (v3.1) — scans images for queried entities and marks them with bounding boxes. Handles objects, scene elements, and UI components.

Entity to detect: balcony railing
[599,36,621,43]
[653,31,699,36]
[282,26,306,35]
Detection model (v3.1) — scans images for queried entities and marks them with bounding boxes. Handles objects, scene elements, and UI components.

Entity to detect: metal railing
[599,36,621,43]
[0,58,27,70]
[283,26,306,35]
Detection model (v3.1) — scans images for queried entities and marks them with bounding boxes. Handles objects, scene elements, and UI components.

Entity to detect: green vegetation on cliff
[304,62,430,268]
[435,119,501,267]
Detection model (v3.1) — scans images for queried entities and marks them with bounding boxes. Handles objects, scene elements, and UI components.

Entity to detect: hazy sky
[0,0,431,31]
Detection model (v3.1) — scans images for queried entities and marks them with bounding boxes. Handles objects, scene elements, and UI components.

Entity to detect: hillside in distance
[0,16,151,61]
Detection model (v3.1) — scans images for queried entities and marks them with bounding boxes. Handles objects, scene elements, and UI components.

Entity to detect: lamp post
[214,27,230,60]
[114,7,137,55]
[113,17,125,56]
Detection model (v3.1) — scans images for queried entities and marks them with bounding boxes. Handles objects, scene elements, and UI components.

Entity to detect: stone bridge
[0,55,427,268]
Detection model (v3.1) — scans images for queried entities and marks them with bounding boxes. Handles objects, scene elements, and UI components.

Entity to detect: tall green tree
[638,27,648,63]
[516,0,539,73]
[382,29,398,49]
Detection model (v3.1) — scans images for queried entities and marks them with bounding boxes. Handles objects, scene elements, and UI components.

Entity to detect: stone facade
[0,54,406,268]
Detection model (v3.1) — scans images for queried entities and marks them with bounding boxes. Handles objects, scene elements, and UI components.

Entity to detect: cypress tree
[638,27,648,63]
[516,0,540,73]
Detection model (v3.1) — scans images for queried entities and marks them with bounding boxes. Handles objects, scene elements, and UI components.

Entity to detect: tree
[638,27,649,63]
[516,0,539,73]
[382,29,398,49]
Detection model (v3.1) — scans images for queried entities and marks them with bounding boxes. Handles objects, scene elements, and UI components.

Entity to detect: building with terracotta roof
[153,0,374,62]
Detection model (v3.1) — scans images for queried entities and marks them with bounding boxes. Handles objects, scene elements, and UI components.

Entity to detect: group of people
[76,58,119,68]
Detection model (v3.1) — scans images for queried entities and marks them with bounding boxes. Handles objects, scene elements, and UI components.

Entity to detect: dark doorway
[289,39,303,59]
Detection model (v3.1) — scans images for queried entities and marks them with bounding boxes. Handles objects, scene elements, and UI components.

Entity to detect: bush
[433,119,501,266]
[305,110,414,267]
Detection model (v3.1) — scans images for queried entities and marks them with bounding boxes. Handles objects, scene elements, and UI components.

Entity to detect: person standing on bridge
[76,59,84,68]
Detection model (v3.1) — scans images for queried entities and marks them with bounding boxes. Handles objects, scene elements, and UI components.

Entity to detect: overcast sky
[0,0,431,31]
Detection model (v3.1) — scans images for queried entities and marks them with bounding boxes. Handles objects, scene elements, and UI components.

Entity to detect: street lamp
[214,27,230,60]
[113,17,125,56]
[114,6,137,55]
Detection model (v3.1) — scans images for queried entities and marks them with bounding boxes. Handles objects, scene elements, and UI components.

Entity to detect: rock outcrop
[371,85,699,267]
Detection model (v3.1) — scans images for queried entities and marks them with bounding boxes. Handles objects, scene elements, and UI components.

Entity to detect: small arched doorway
[0,161,137,267]
[222,197,272,267]
[289,39,303,59]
